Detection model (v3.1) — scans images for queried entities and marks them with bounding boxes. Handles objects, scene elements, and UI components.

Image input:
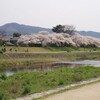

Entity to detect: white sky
[0,0,100,31]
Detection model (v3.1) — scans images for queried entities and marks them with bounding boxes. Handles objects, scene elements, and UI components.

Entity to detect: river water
[4,60,100,76]
[56,60,100,67]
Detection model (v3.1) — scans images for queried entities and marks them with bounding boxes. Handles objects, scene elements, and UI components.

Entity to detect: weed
[0,73,7,80]
[0,93,8,100]
[23,85,31,94]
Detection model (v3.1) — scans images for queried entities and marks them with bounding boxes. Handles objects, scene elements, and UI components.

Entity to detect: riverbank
[0,66,100,99]
[0,51,100,71]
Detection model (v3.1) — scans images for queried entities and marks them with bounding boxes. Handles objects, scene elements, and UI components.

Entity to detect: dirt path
[44,82,100,100]
[16,78,100,100]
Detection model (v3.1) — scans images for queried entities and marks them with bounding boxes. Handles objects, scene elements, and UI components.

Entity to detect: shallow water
[57,60,100,67]
[5,60,100,76]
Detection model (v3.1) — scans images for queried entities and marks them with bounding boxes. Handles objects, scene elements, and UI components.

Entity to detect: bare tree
[63,25,75,35]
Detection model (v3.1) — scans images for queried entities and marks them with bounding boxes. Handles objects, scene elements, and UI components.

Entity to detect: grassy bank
[0,51,100,71]
[0,66,100,99]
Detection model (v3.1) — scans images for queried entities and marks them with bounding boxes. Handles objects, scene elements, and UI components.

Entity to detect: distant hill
[0,23,52,36]
[0,23,100,38]
[79,31,100,38]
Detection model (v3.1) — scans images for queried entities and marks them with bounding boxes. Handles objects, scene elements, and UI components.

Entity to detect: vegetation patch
[0,66,100,99]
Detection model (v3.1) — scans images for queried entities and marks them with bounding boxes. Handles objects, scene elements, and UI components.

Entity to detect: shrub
[0,93,8,100]
[0,73,7,80]
[58,80,64,85]
[0,50,3,54]
[23,85,31,94]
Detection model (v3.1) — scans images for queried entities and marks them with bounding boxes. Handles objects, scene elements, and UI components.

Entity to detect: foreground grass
[0,66,100,99]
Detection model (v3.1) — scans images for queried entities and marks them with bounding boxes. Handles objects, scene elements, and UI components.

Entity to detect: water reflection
[4,60,100,76]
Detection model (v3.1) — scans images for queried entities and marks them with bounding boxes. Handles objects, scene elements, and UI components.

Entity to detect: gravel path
[44,81,100,100]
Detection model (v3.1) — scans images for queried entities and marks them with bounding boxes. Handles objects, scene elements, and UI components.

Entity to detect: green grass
[0,66,100,99]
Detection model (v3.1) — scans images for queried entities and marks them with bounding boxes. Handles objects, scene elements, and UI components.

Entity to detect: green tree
[0,39,6,46]
[52,24,75,35]
[52,25,64,33]
[13,32,21,37]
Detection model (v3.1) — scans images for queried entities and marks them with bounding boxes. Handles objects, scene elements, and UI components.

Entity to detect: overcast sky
[0,0,100,32]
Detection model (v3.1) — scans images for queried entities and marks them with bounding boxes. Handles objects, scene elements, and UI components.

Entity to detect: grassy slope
[0,66,100,99]
[0,47,100,70]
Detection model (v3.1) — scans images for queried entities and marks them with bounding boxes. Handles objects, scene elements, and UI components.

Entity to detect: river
[4,60,100,76]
